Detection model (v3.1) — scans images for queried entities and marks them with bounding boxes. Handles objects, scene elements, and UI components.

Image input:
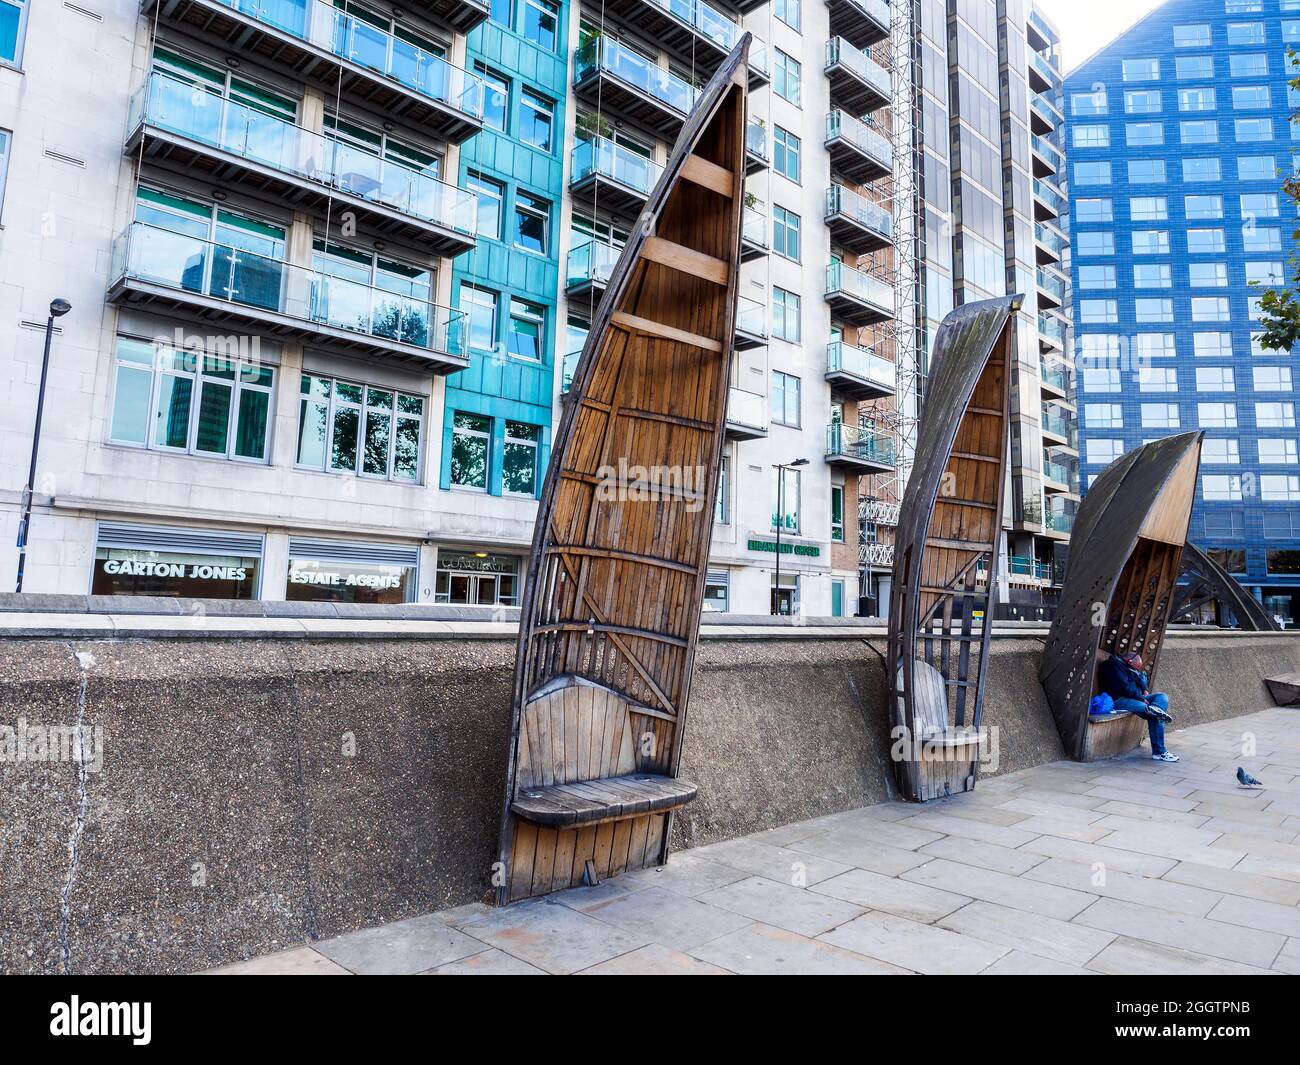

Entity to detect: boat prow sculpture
[887,296,1019,802]
[493,38,750,903]
[1172,541,1280,631]
[1040,432,1204,761]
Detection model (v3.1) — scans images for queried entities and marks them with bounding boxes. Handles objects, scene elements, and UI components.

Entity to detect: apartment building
[1065,0,1300,623]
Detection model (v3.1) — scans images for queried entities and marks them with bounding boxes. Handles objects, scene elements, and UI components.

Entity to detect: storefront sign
[101,559,249,582]
[286,558,414,604]
[92,550,260,599]
[746,539,820,558]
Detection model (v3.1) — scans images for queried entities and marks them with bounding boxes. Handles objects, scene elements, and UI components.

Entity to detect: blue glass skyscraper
[1065,0,1300,623]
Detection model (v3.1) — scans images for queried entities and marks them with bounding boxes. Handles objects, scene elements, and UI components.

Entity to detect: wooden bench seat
[512,773,699,828]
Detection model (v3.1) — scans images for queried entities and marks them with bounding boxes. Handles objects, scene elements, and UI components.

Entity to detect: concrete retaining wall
[0,622,1296,974]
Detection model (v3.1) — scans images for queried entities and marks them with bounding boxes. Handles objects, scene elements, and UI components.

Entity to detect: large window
[297,374,423,481]
[1175,55,1213,79]
[1123,58,1160,81]
[450,412,491,489]
[1254,366,1292,392]
[1141,403,1180,429]
[0,0,27,67]
[1074,161,1111,185]
[1226,22,1265,46]
[1237,155,1275,181]
[1183,157,1220,182]
[1130,196,1166,221]
[1079,265,1116,289]
[1189,261,1227,286]
[1134,263,1171,288]
[1235,117,1273,142]
[1195,366,1234,391]
[1072,89,1107,115]
[1136,298,1172,323]
[1202,475,1244,501]
[1241,193,1279,217]
[1073,124,1109,148]
[461,283,498,352]
[477,66,509,132]
[773,206,800,260]
[771,370,801,427]
[1125,89,1162,114]
[771,465,801,533]
[1233,85,1271,110]
[467,173,503,239]
[1076,232,1115,256]
[1128,160,1165,184]
[773,126,800,182]
[1202,440,1239,465]
[519,90,554,151]
[1198,402,1237,428]
[1257,402,1297,428]
[513,191,549,254]
[110,336,273,462]
[506,297,545,360]
[1184,195,1222,219]
[0,127,8,220]
[503,421,541,495]
[522,0,559,50]
[774,50,801,104]
[773,287,800,342]
[1127,122,1163,146]
[1132,230,1169,255]
[1077,197,1113,222]
[1181,120,1218,144]
[776,0,800,29]
[1230,53,1268,78]
[1259,439,1299,464]
[1178,87,1215,112]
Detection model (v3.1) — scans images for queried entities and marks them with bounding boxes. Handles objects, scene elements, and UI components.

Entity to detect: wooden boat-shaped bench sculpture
[1172,541,1279,631]
[1040,431,1204,762]
[886,296,1019,802]
[493,38,751,904]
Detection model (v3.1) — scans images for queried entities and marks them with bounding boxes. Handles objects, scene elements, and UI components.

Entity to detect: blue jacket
[1099,654,1149,701]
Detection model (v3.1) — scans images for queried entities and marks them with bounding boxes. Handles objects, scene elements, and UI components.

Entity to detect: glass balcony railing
[1034,222,1065,258]
[1036,267,1067,303]
[575,36,698,117]
[567,239,621,289]
[1042,408,1075,439]
[746,118,769,163]
[835,0,890,34]
[1028,9,1058,49]
[1039,359,1069,392]
[1046,509,1075,534]
[825,183,893,240]
[1030,91,1063,129]
[109,221,464,355]
[736,294,768,338]
[1038,312,1066,347]
[642,0,769,76]
[562,349,581,392]
[826,260,895,315]
[1033,177,1067,216]
[827,340,894,390]
[825,110,892,170]
[1043,457,1077,487]
[214,0,484,120]
[130,72,476,236]
[827,422,896,465]
[1007,555,1054,581]
[570,137,663,196]
[743,205,769,249]
[727,385,767,430]
[824,36,891,101]
[1030,133,1064,171]
[1030,50,1061,87]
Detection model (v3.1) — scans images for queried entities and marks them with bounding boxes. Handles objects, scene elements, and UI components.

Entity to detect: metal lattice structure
[1172,541,1280,631]
[887,295,1020,802]
[1039,432,1204,762]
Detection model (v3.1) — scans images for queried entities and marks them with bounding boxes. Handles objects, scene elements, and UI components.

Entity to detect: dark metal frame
[1172,542,1280,631]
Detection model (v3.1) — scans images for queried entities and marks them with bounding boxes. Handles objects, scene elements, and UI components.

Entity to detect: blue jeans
[1114,692,1169,755]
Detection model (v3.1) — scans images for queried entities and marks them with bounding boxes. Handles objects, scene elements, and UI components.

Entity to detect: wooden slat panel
[641,237,729,286]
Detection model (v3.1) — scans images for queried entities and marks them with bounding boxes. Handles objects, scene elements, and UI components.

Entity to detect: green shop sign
[747,539,821,558]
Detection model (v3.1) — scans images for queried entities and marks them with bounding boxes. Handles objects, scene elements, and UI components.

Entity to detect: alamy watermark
[595,458,708,513]
[0,717,103,773]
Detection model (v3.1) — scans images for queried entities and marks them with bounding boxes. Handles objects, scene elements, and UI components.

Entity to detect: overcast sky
[1034,0,1168,74]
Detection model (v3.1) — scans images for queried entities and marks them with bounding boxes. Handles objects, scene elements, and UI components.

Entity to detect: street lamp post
[772,457,809,615]
[15,299,72,594]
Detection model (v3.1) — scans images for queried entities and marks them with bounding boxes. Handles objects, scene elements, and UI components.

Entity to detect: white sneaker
[1151,751,1180,763]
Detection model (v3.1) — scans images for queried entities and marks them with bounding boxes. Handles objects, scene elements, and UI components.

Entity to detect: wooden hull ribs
[494,39,751,903]
[1040,432,1204,762]
[887,296,1020,802]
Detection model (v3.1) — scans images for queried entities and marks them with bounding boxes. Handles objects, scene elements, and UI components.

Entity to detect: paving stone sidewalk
[205,707,1300,975]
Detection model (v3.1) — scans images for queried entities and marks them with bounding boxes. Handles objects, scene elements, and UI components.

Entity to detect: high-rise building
[1064,0,1300,623]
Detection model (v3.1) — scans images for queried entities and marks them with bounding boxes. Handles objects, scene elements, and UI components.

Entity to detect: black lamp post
[772,457,809,615]
[15,298,72,594]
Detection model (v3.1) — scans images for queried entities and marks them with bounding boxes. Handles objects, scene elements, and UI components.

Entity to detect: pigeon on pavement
[1236,766,1263,787]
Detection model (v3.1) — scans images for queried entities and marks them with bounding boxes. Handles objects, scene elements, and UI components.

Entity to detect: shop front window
[434,550,520,605]
[286,551,416,603]
[92,549,259,598]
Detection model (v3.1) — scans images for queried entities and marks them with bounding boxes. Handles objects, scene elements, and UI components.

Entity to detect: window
[460,283,498,351]
[1178,87,1216,112]
[1175,56,1213,79]
[774,50,801,104]
[467,173,503,239]
[502,421,540,495]
[1079,265,1117,289]
[110,336,274,462]
[771,466,801,534]
[297,374,424,481]
[1241,193,1279,217]
[1074,161,1112,185]
[1139,366,1177,391]
[1080,299,1118,324]
[1246,261,1284,286]
[1198,402,1237,428]
[1136,334,1176,359]
[1191,297,1230,322]
[1255,366,1293,392]
[1184,195,1222,219]
[1196,366,1234,391]
[1243,226,1281,252]
[773,126,800,182]
[1261,476,1300,502]
[1072,89,1108,116]
[704,568,729,609]
[1203,439,1240,464]
[773,287,800,342]
[1082,367,1122,391]
[1237,155,1275,181]
[1194,333,1233,358]
[0,127,8,219]
[1077,197,1114,222]
[1079,334,1122,360]
[1258,403,1297,428]
[1123,58,1160,81]
[1076,232,1115,256]
[1129,160,1165,184]
[1187,229,1226,255]
[771,370,800,427]
[0,0,27,67]
[1073,124,1109,148]
[1134,264,1171,288]
[1203,475,1244,501]
[1182,158,1220,182]
[450,412,491,489]
[1227,22,1265,46]
[1087,439,1125,465]
[1132,230,1169,255]
[506,298,545,360]
[478,67,509,132]
[776,0,800,30]
[1230,53,1267,78]
[513,191,549,254]
[714,456,730,526]
[1285,19,1300,42]
[1235,118,1273,142]
[1127,122,1163,147]
[489,0,511,24]
[1181,120,1217,145]
[1129,196,1166,221]
[773,206,800,260]
[1189,261,1228,286]
[519,90,554,151]
[1259,439,1299,464]
[1085,403,1124,428]
[1125,90,1161,114]
[1136,299,1173,323]
[1173,23,1210,48]
[1142,403,1180,429]
[831,484,844,543]
[1233,85,1271,110]
[522,0,558,50]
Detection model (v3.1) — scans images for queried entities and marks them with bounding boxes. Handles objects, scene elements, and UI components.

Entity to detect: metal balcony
[1033,177,1066,220]
[574,37,697,138]
[1034,221,1065,265]
[1029,91,1063,136]
[1036,266,1066,309]
[724,385,768,440]
[824,37,890,115]
[825,260,894,326]
[1041,406,1075,445]
[1043,456,1079,495]
[741,205,769,261]
[825,111,892,184]
[825,0,890,52]
[127,72,476,255]
[106,221,468,372]
[825,183,892,254]
[569,137,663,215]
[745,118,770,174]
[141,0,485,143]
[1039,357,1069,398]
[1038,311,1066,351]
[565,239,621,306]
[825,340,895,400]
[1030,132,1063,177]
[1029,50,1061,94]
[826,422,895,472]
[734,294,768,350]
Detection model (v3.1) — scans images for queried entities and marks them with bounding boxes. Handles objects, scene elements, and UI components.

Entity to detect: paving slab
[427,949,547,975]
[1016,835,1178,878]
[690,837,852,885]
[917,834,1048,876]
[578,944,732,975]
[314,914,488,975]
[573,885,753,952]
[1274,938,1300,975]
[1025,857,1221,917]
[938,900,1115,967]
[809,867,970,923]
[696,875,866,936]
[625,851,750,897]
[203,946,351,975]
[1072,897,1285,968]
[1085,936,1279,977]
[690,922,910,975]
[902,858,1097,920]
[818,911,1008,975]
[1206,894,1300,939]
[788,832,934,877]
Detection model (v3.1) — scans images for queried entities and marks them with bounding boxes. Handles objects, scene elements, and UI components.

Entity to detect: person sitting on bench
[1098,650,1178,763]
